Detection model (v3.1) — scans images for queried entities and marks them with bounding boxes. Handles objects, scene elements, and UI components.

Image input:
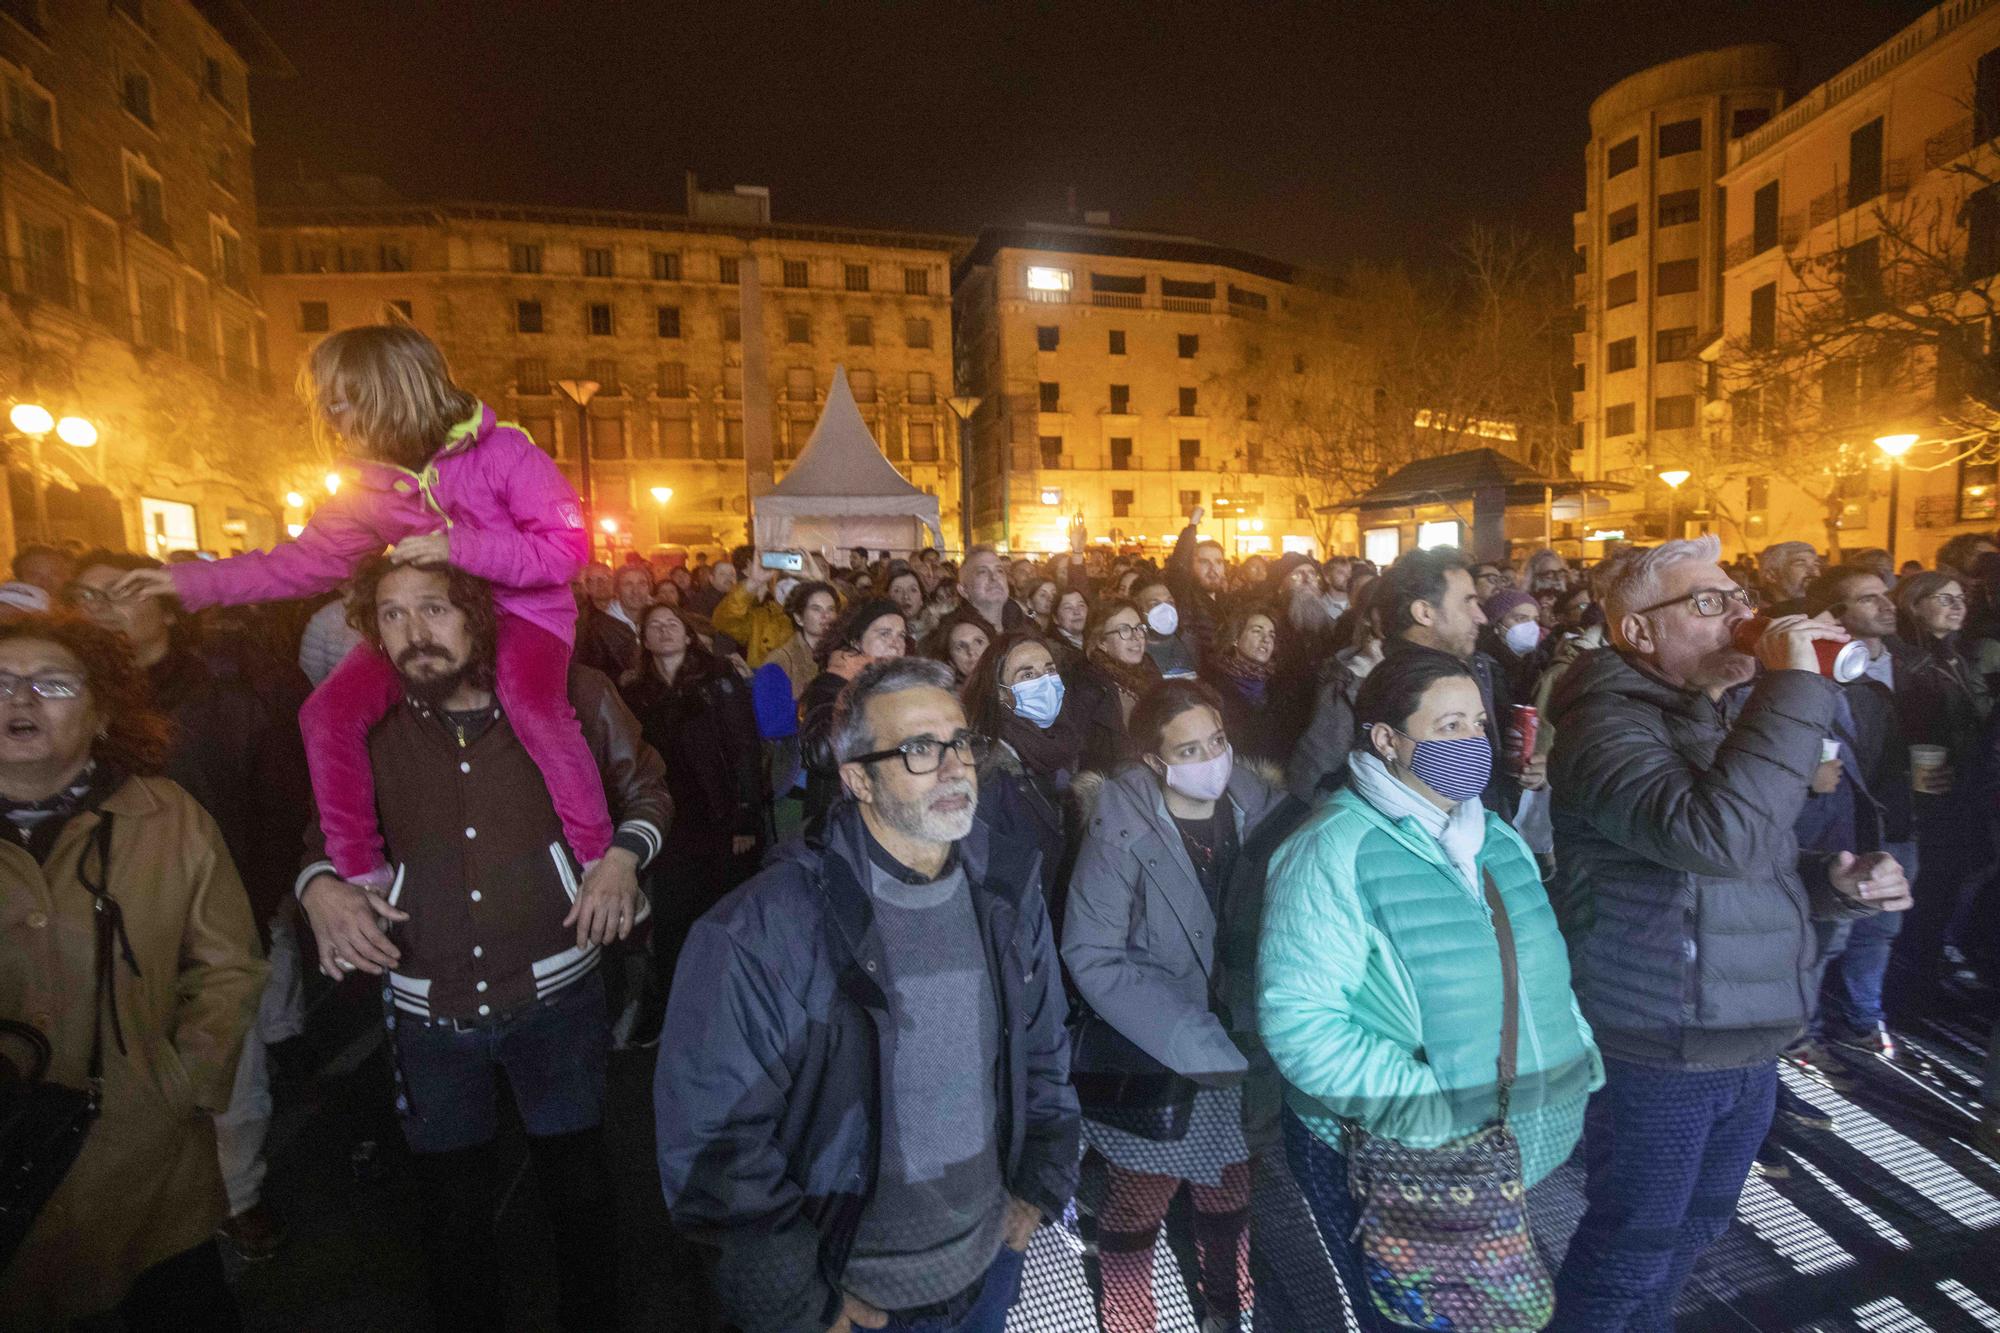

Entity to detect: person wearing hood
[1479,588,1549,703]
[1545,536,1910,1331]
[1258,646,1601,1333]
[799,598,908,829]
[1132,573,1199,681]
[1064,680,1281,1333]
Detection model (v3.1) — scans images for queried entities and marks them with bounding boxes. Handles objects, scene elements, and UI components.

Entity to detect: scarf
[999,705,1085,789]
[1210,649,1273,706]
[1346,751,1488,899]
[1088,647,1162,702]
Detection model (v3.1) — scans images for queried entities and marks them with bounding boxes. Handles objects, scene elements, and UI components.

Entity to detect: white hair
[1602,535,1724,632]
[1757,540,1816,573]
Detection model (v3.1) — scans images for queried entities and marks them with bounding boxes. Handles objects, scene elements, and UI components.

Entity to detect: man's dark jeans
[1551,1058,1776,1333]
[877,1245,1027,1333]
[394,975,618,1330]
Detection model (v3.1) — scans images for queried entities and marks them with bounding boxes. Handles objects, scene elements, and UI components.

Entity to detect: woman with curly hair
[0,615,265,1329]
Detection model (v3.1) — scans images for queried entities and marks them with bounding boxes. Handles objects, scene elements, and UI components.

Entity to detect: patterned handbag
[1340,869,1556,1332]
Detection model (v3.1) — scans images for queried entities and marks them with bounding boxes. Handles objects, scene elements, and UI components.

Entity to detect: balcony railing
[1928,115,1978,168]
[1160,297,1211,314]
[1092,292,1142,309]
[1025,287,1069,304]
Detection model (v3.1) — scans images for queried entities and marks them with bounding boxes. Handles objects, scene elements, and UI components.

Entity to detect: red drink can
[1508,704,1539,770]
[1730,616,1869,683]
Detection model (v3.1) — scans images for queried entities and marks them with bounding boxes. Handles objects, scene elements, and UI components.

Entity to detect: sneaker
[1750,1142,1792,1180]
[1828,1021,1898,1062]
[217,1202,286,1261]
[1775,1082,1836,1132]
[1782,1039,1858,1092]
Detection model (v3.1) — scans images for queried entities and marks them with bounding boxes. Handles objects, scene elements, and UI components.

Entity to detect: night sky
[244,1,1940,271]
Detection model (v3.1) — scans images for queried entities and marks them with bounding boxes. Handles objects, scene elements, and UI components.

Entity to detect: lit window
[1363,526,1401,566]
[1025,266,1072,293]
[1417,520,1461,550]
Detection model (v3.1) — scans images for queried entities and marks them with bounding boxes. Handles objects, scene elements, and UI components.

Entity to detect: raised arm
[168,495,386,611]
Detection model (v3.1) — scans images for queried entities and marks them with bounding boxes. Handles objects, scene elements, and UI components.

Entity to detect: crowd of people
[0,320,1988,1333]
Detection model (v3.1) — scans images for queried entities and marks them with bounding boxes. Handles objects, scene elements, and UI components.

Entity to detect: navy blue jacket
[654,800,1080,1333]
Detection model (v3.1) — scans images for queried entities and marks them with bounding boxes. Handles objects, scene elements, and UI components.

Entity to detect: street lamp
[945,394,982,555]
[1658,469,1691,542]
[1874,431,1919,564]
[9,402,99,543]
[555,379,600,543]
[54,417,96,448]
[650,486,673,505]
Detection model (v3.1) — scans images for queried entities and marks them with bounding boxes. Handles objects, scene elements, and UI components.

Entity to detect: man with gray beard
[656,657,1079,1333]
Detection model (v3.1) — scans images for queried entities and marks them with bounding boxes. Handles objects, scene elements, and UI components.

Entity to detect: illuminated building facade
[952,223,1349,559]
[0,0,302,561]
[261,188,962,556]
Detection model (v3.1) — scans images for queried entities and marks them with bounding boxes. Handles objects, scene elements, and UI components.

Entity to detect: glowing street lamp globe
[55,416,96,447]
[324,471,342,495]
[1658,469,1691,489]
[285,491,306,509]
[8,403,52,436]
[650,486,673,505]
[1874,432,1919,458]
[599,516,619,535]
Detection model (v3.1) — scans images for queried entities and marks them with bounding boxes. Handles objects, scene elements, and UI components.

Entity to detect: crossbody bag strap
[1480,867,1520,1123]
[73,813,133,1108]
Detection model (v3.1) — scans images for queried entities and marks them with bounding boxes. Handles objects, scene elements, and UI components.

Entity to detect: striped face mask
[1398,732,1491,803]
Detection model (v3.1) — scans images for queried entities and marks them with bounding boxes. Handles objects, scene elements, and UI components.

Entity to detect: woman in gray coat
[1062,679,1283,1333]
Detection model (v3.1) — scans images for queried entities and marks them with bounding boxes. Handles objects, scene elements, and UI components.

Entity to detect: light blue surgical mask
[1005,672,1066,728]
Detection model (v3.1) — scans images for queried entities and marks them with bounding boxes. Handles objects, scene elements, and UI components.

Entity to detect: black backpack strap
[72,814,136,1101]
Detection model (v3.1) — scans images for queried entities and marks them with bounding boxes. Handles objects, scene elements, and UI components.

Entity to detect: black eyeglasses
[1632,586,1755,618]
[849,730,991,775]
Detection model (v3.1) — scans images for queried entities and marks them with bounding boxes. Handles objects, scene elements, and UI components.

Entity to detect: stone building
[0,0,304,562]
[1570,44,1791,552]
[952,223,1350,560]
[260,187,963,558]
[1711,0,2000,565]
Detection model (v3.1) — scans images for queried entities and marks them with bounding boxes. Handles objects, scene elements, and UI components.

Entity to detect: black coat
[654,802,1079,1333]
[576,607,641,680]
[620,658,767,847]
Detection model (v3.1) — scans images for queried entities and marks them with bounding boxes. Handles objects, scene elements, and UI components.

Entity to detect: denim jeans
[392,972,609,1154]
[1281,1108,1399,1333]
[1550,1058,1777,1333]
[1820,909,1905,1035]
[876,1246,1026,1333]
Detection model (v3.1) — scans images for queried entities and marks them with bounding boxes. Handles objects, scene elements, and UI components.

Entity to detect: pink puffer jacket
[170,405,586,644]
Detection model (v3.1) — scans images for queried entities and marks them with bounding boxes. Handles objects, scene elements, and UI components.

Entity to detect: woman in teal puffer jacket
[1257,646,1601,1332]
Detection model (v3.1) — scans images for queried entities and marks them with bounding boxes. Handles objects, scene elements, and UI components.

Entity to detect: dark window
[1749,282,1776,349]
[1039,381,1060,412]
[1607,136,1638,177]
[1607,338,1637,372]
[510,243,542,274]
[1245,393,1260,422]
[1162,279,1215,300]
[1112,489,1133,518]
[1228,284,1268,310]
[1109,329,1126,355]
[1970,184,2000,281]
[586,302,613,336]
[1658,118,1702,158]
[1842,238,1882,314]
[905,317,932,348]
[1179,490,1202,518]
[515,299,543,334]
[583,246,613,277]
[1178,334,1199,358]
[1573,362,1587,391]
[1178,439,1200,469]
[515,358,547,394]
[1747,473,1770,509]
[1608,205,1638,243]
[1732,107,1772,138]
[1849,117,1884,207]
[1939,323,1981,406]
[1960,459,2000,522]
[1093,272,1146,295]
[1656,259,1699,295]
[1039,436,1062,467]
[786,311,810,343]
[1658,189,1701,227]
[1110,438,1133,470]
[1655,395,1696,430]
[1606,271,1637,307]
[299,300,328,333]
[1178,387,1199,415]
[903,267,930,296]
[121,72,152,125]
[1979,47,2000,143]
[724,309,741,342]
[652,251,681,280]
[380,243,408,272]
[907,422,938,462]
[1657,326,1697,361]
[656,306,681,338]
[845,315,872,346]
[718,256,740,284]
[844,263,869,292]
[1605,403,1635,436]
[588,359,620,397]
[1036,325,1059,351]
[783,260,808,287]
[1753,181,1779,253]
[1293,353,1306,374]
[1109,384,1130,414]
[657,361,687,397]
[1575,246,1588,273]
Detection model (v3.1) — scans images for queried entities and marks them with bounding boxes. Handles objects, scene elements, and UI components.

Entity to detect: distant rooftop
[956,221,1323,289]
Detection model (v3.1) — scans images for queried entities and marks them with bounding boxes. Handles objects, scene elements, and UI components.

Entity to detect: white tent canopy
[752,366,943,554]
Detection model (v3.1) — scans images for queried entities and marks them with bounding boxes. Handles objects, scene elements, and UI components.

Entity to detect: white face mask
[1005,672,1066,728]
[1503,620,1542,655]
[1146,602,1180,637]
[1159,744,1233,802]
